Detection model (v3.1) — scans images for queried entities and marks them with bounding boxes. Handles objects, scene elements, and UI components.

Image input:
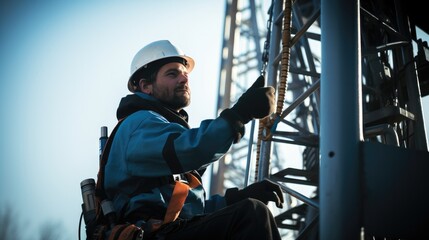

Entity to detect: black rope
[261,0,275,76]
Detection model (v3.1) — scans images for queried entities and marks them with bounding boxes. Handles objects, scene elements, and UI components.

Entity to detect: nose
[178,72,189,83]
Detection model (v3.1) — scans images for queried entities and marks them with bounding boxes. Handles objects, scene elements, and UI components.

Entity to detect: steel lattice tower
[210,0,269,195]
[212,0,429,239]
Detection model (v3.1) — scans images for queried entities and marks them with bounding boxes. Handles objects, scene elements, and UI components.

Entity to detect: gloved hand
[231,75,275,124]
[225,180,284,208]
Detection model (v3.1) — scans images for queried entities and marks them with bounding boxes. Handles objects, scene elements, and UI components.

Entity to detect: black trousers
[151,198,282,240]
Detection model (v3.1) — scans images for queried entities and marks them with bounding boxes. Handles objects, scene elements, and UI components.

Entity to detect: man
[104,40,284,239]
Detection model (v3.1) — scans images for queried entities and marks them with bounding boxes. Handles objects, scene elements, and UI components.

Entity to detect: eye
[167,71,178,77]
[165,71,177,77]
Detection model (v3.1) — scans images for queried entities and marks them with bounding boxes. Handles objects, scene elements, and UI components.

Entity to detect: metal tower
[213,0,429,239]
[210,0,269,195]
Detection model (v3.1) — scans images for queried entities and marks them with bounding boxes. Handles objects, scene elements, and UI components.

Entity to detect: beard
[152,85,191,111]
[163,93,191,110]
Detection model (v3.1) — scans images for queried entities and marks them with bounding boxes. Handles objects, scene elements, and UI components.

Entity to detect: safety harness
[85,117,201,240]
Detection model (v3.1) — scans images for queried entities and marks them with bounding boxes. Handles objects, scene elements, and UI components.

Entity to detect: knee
[242,198,266,207]
[237,198,273,217]
[233,198,278,232]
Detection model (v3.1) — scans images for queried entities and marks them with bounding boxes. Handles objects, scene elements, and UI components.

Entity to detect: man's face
[151,62,191,111]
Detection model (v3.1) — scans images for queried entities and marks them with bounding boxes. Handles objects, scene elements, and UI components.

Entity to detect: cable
[78,211,83,240]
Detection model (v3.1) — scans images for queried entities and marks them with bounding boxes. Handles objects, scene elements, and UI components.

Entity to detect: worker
[104,39,284,240]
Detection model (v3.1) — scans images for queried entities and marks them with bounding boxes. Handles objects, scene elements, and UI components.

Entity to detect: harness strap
[163,173,201,224]
[95,118,126,219]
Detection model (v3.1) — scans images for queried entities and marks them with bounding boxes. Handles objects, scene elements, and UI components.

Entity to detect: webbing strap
[163,173,201,224]
[95,118,125,217]
[108,223,143,240]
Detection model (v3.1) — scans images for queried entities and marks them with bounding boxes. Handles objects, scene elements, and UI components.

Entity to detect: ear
[139,79,153,94]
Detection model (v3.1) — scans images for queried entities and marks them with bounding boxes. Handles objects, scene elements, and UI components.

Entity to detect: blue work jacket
[104,92,239,221]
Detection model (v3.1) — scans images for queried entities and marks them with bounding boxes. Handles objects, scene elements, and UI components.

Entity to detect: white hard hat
[128,40,195,92]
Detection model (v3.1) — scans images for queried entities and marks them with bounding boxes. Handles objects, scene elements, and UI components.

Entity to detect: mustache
[175,85,189,92]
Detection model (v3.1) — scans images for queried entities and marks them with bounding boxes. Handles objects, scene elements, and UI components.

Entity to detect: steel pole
[320,0,363,239]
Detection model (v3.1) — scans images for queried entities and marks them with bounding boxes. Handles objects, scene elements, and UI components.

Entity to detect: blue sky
[0,1,223,239]
[1,1,429,240]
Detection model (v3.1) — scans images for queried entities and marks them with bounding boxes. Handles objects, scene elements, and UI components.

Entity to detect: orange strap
[163,173,201,224]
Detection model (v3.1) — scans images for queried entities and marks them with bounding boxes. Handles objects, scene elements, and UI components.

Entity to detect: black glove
[219,75,275,143]
[225,180,284,208]
[231,75,275,124]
